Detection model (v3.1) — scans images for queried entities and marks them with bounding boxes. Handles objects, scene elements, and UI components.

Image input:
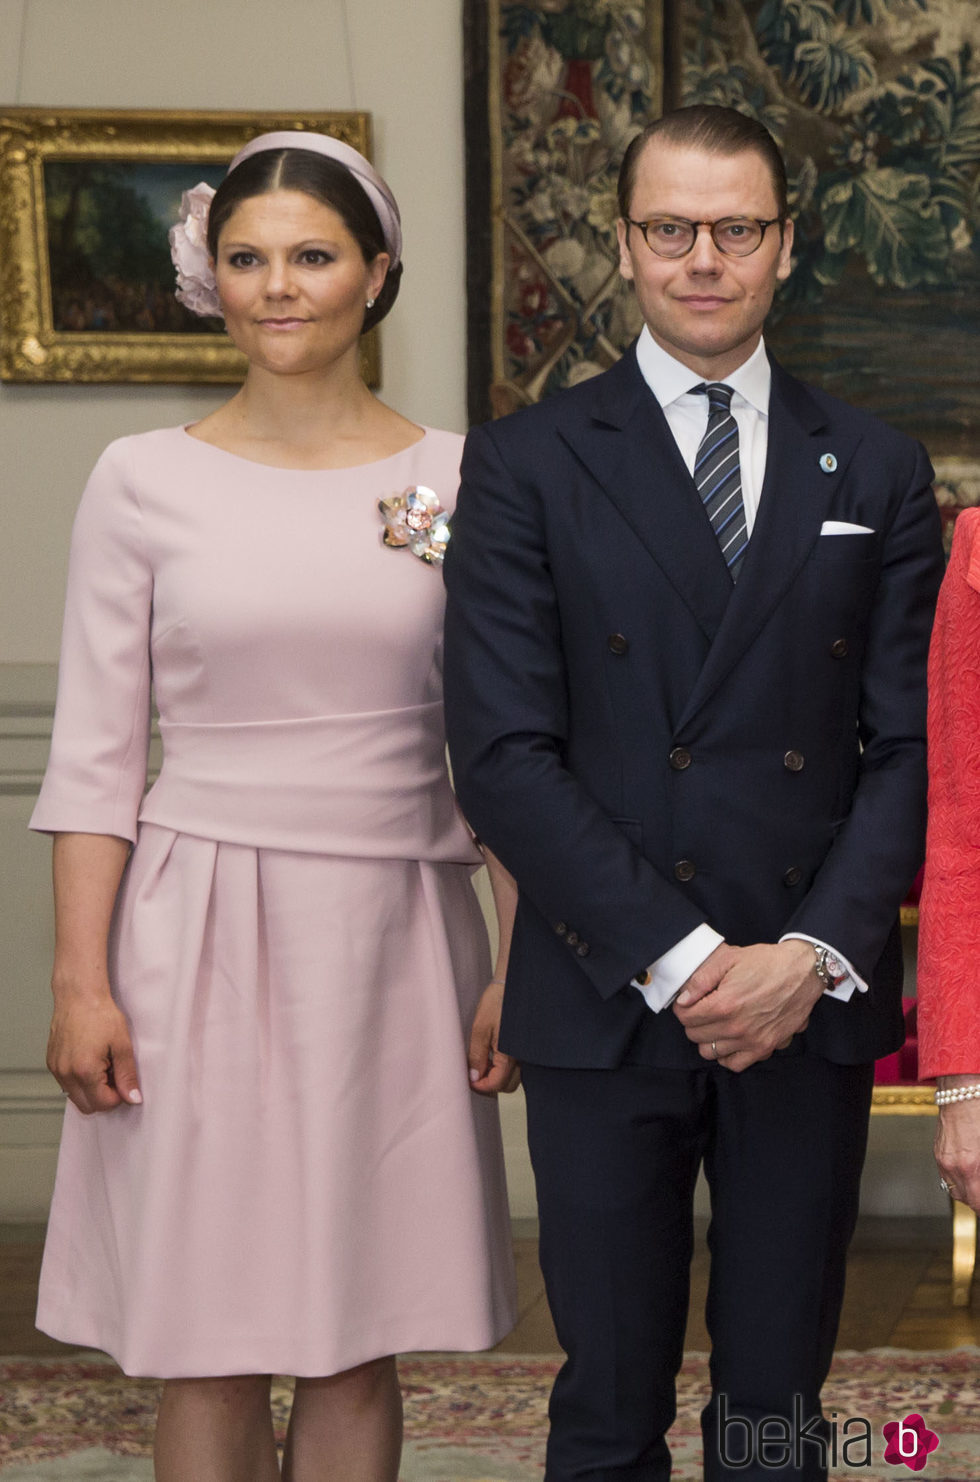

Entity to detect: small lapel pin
[819,453,838,474]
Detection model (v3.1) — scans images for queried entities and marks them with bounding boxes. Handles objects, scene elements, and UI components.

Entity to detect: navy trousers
[522,1053,874,1482]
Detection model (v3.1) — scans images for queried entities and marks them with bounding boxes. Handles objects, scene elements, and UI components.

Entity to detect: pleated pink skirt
[37,824,516,1377]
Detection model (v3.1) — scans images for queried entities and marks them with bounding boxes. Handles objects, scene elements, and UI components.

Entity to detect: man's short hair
[617,105,789,221]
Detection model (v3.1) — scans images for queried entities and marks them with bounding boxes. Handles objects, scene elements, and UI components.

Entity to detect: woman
[31,131,517,1482]
[917,506,980,1214]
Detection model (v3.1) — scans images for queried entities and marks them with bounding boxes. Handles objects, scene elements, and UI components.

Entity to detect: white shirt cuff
[632,923,725,1013]
[779,933,868,1001]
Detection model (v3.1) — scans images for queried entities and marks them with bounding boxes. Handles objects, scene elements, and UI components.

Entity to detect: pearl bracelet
[935,1084,980,1106]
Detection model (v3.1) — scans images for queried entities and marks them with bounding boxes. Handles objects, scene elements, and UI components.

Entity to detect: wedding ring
[711,1041,719,1059]
[939,1177,956,1197]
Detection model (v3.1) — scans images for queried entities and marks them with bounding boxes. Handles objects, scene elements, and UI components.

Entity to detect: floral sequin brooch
[379,486,451,565]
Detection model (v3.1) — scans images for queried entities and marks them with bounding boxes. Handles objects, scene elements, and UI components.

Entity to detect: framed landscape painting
[0,108,377,384]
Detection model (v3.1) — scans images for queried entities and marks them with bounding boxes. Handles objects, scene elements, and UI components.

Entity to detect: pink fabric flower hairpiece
[168,183,221,318]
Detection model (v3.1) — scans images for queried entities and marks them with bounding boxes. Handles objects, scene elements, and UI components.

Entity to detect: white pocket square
[819,521,874,536]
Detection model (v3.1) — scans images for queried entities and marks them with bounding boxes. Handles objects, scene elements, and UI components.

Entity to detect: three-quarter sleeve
[30,438,153,846]
[918,508,980,1078]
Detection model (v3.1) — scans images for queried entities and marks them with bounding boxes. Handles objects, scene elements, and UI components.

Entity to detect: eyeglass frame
[622,214,786,258]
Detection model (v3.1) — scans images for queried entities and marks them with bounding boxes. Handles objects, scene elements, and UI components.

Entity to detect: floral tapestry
[683,0,980,469]
[466,0,979,524]
[465,0,664,418]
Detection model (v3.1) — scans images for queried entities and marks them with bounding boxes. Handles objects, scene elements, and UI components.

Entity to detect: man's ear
[776,217,794,283]
[616,218,635,283]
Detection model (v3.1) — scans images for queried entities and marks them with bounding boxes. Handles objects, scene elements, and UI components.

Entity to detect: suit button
[566,930,580,947]
[674,860,696,882]
[554,921,568,937]
[783,866,803,887]
[669,747,692,771]
[576,942,591,957]
[608,633,629,655]
[830,638,848,659]
[784,750,805,772]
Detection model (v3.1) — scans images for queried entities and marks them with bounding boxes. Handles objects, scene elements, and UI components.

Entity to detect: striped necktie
[692,382,748,580]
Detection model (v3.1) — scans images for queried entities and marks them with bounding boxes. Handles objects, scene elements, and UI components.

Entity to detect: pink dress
[30,425,516,1378]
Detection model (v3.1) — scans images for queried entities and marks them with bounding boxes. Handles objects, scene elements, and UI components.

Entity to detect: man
[444,106,943,1481]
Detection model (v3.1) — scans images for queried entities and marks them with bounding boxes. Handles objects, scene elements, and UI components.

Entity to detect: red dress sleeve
[917,507,980,1078]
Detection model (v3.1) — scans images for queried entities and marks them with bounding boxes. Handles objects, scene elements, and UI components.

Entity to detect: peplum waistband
[138,703,482,863]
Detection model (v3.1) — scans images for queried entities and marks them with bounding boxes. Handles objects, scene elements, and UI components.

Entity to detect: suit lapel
[557,349,732,643]
[676,357,863,729]
[555,349,865,724]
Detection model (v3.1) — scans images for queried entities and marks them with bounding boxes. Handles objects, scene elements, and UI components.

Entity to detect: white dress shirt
[630,327,866,1011]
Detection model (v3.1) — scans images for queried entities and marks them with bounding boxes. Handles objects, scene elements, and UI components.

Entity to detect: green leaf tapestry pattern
[481,0,978,464]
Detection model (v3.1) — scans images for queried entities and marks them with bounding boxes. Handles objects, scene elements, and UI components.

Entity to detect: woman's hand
[48,984,142,1114]
[935,1075,980,1211]
[47,834,141,1113]
[468,979,521,1096]
[467,845,521,1095]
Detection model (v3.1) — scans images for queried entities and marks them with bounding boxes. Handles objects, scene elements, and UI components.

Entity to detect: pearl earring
[366,297,376,309]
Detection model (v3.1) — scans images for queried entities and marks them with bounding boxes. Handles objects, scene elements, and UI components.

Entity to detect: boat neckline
[179,423,432,473]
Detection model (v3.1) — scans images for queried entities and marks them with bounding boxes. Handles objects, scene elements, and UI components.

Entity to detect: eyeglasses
[623,215,784,259]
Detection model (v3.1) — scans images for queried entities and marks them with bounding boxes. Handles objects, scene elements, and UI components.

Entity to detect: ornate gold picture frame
[0,108,378,385]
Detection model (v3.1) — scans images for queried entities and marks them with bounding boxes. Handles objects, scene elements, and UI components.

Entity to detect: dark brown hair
[617,105,789,222]
[207,148,402,333]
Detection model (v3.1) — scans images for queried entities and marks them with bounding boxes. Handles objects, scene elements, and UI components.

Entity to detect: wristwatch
[812,945,848,990]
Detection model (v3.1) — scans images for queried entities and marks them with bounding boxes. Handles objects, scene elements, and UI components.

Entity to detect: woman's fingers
[48,1003,141,1113]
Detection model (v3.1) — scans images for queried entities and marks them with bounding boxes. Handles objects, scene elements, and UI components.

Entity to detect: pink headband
[228,131,402,267]
[169,130,401,318]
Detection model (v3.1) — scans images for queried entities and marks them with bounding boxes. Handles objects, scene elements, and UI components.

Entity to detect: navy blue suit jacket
[443,346,944,1069]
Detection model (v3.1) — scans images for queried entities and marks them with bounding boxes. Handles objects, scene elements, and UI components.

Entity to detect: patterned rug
[1,1350,978,1479]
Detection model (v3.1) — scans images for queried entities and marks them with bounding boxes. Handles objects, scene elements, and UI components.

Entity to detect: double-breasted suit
[443,342,944,1481]
[445,348,941,1068]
